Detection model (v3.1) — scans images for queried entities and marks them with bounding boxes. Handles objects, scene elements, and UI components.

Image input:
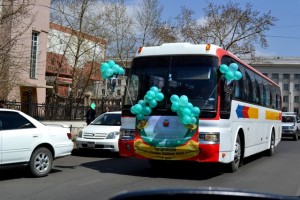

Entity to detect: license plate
[87,142,95,148]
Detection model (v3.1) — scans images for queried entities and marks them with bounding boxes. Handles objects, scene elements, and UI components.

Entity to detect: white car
[0,108,74,177]
[76,111,121,152]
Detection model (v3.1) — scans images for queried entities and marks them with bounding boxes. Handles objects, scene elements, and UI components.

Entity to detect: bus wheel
[227,134,242,172]
[266,132,275,156]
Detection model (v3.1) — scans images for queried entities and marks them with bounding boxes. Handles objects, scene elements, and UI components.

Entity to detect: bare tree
[175,2,277,57]
[50,0,107,107]
[134,0,163,46]
[0,0,36,99]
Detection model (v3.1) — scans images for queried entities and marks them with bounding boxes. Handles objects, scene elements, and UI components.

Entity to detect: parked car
[0,108,74,177]
[282,112,300,141]
[76,111,121,152]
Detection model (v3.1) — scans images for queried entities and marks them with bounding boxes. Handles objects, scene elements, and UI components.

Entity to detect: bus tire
[227,134,242,172]
[266,132,275,156]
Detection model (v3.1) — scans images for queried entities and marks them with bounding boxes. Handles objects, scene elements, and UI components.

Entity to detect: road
[1,138,300,200]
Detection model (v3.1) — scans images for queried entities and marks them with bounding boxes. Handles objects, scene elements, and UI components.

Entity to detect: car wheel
[227,134,242,172]
[266,132,275,156]
[29,147,53,177]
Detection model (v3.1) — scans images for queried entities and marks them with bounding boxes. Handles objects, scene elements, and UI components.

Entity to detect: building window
[283,96,288,103]
[283,84,289,91]
[295,96,299,103]
[101,89,105,95]
[295,74,300,79]
[283,74,290,79]
[272,73,279,80]
[118,79,121,86]
[295,84,300,91]
[282,107,287,112]
[294,107,299,115]
[30,31,39,79]
[262,73,268,77]
[117,89,121,96]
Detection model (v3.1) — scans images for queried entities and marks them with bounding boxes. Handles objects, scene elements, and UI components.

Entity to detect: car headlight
[106,132,119,139]
[120,129,135,140]
[199,132,220,144]
[78,130,83,138]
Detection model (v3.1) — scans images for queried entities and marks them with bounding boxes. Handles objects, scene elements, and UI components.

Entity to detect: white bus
[119,43,282,172]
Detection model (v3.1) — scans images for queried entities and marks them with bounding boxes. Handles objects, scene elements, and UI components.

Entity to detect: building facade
[0,0,51,104]
[244,57,300,114]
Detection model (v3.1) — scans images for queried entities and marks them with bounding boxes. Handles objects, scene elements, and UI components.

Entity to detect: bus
[118,43,282,172]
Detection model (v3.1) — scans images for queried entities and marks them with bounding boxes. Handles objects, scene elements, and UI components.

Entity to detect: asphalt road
[1,138,300,200]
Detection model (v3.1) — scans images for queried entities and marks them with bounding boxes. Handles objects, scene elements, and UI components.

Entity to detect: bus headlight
[199,132,220,144]
[120,129,135,140]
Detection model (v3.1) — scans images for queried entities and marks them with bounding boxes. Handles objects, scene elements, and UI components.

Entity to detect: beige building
[0,0,51,104]
[245,57,300,114]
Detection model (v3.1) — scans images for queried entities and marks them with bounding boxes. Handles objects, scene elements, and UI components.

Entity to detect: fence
[3,101,122,121]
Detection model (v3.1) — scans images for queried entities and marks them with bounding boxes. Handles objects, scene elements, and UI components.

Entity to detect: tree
[50,0,107,108]
[175,2,278,57]
[0,0,36,99]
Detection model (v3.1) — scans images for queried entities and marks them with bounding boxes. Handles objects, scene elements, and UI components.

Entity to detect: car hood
[82,124,121,134]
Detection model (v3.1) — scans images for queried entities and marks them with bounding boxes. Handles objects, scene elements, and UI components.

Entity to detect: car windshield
[91,113,121,126]
[282,116,296,123]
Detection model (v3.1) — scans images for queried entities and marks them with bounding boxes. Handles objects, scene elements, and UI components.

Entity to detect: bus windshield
[124,55,219,116]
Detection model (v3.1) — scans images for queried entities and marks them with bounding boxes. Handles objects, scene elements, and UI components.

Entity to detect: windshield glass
[91,113,121,126]
[124,55,219,115]
[282,116,296,123]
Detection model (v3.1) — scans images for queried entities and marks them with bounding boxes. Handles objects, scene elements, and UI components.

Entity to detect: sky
[126,0,300,57]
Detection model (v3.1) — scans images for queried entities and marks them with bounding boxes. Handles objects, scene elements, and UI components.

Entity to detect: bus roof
[135,43,225,57]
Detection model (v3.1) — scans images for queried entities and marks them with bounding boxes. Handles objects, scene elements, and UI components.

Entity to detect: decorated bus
[118,43,282,172]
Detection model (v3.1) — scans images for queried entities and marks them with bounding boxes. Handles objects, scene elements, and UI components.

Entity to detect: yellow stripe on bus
[265,110,280,120]
[248,107,259,119]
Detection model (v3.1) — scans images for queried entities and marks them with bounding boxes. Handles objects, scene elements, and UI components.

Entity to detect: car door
[0,111,41,164]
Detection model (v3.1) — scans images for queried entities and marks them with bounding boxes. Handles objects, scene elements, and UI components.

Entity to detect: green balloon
[219,64,229,74]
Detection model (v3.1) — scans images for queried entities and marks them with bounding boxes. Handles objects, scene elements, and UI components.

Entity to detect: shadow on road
[71,148,269,181]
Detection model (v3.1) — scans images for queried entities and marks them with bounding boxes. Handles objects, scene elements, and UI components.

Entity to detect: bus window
[244,69,254,102]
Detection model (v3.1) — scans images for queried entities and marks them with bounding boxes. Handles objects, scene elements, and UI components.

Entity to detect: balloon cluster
[130,86,164,120]
[100,60,125,80]
[170,94,200,125]
[219,63,242,81]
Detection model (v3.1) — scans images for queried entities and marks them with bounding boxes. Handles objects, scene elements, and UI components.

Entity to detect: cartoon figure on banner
[219,62,243,84]
[170,94,200,130]
[130,86,164,129]
[100,60,125,92]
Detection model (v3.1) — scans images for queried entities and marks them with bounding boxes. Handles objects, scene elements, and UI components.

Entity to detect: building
[0,0,51,104]
[244,56,300,114]
[46,22,125,109]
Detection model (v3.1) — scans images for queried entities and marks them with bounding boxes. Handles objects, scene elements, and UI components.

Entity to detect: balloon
[182,107,191,116]
[234,71,242,80]
[149,99,157,108]
[191,107,200,116]
[171,102,180,111]
[112,64,120,74]
[146,91,155,100]
[179,95,188,106]
[136,113,145,120]
[107,60,115,67]
[191,117,197,124]
[138,100,146,106]
[130,106,137,114]
[155,92,164,101]
[104,68,114,77]
[134,104,143,113]
[219,64,229,74]
[225,71,234,80]
[143,106,152,115]
[229,63,238,72]
[150,86,159,93]
[182,115,192,125]
[100,63,110,71]
[170,94,179,103]
[118,67,125,75]
[91,103,96,109]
